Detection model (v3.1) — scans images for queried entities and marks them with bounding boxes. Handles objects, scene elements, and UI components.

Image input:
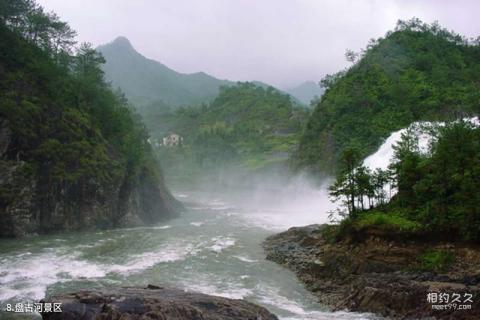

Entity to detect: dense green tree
[389,129,424,209]
[296,18,480,174]
[155,83,310,178]
[371,168,390,206]
[1,0,76,56]
[329,146,362,216]
[331,121,480,241]
[0,0,161,212]
[416,121,480,239]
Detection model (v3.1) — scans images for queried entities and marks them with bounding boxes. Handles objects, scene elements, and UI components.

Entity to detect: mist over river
[0,184,378,320]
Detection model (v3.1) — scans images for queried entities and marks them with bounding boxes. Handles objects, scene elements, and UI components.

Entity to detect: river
[0,186,378,319]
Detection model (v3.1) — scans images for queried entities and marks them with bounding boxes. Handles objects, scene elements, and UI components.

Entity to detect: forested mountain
[285,81,324,105]
[97,37,233,111]
[0,1,179,237]
[295,19,480,173]
[157,83,309,181]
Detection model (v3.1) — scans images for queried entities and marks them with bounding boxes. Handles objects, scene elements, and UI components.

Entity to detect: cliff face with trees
[329,121,480,241]
[304,20,480,242]
[0,0,179,237]
[295,19,480,174]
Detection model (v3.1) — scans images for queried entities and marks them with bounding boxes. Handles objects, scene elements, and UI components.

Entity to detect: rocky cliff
[40,285,278,320]
[0,23,181,238]
[264,225,480,319]
[0,118,181,238]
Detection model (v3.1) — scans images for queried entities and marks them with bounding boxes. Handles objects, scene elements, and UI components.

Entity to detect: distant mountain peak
[109,36,134,50]
[97,37,234,108]
[97,38,286,110]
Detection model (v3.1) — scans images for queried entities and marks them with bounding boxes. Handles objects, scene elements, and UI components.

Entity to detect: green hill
[97,38,302,116]
[0,1,179,237]
[295,19,480,173]
[97,37,233,110]
[156,83,310,181]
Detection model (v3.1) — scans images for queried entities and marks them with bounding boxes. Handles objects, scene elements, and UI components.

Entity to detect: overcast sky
[37,0,479,88]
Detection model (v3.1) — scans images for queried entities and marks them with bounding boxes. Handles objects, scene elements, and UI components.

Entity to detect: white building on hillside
[162,133,183,146]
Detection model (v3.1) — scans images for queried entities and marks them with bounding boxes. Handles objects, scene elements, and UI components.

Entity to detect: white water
[0,189,377,320]
[364,117,480,171]
[8,118,470,319]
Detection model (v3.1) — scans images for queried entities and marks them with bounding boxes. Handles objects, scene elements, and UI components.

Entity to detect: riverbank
[1,191,377,320]
[40,285,278,320]
[264,224,480,319]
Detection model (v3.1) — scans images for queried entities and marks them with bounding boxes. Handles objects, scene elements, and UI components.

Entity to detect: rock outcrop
[0,23,182,238]
[41,285,278,320]
[264,224,480,319]
[0,118,181,238]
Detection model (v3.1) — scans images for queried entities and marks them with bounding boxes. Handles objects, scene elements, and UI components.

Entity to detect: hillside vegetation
[329,120,480,242]
[0,0,178,237]
[97,37,233,110]
[156,83,309,182]
[296,19,480,173]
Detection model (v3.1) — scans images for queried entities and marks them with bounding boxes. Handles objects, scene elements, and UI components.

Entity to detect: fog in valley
[172,167,337,230]
[1,1,479,319]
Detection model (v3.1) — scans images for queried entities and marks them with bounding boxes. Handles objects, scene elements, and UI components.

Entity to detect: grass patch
[419,250,455,272]
[243,154,285,170]
[354,211,422,233]
[321,224,342,243]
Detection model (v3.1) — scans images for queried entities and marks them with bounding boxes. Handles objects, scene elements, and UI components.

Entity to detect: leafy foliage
[328,144,393,218]
[155,83,309,181]
[296,18,480,173]
[0,0,159,206]
[419,250,455,272]
[330,121,480,241]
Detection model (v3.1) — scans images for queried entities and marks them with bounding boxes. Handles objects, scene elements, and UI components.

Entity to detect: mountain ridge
[97,37,234,110]
[98,37,307,111]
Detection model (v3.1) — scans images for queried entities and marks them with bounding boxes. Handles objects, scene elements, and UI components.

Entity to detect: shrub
[355,211,422,233]
[419,250,455,272]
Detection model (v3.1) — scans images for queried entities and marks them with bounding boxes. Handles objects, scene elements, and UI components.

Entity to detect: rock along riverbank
[40,285,278,320]
[263,224,480,319]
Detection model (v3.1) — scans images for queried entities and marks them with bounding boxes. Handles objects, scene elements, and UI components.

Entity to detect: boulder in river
[41,285,278,320]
